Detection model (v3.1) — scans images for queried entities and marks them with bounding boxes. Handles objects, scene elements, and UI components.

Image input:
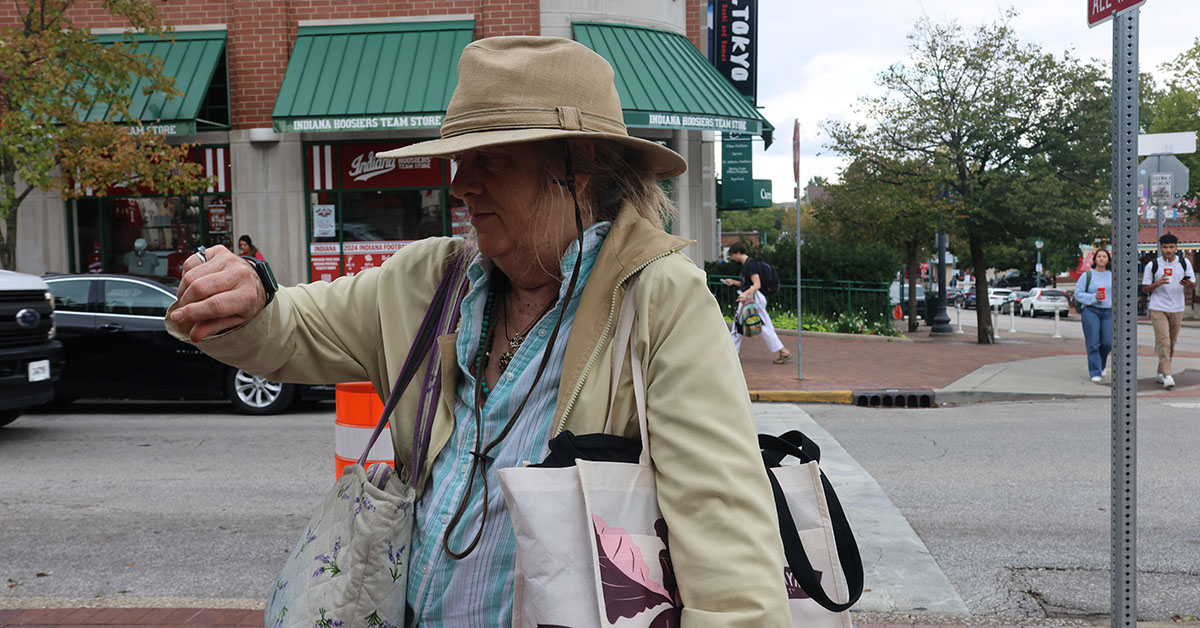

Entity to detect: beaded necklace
[473,278,498,398]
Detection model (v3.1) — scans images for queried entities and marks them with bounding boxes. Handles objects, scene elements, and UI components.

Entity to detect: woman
[1075,248,1113,382]
[166,37,789,627]
[237,234,264,260]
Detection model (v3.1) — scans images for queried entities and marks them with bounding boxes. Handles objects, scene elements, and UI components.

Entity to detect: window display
[305,141,452,281]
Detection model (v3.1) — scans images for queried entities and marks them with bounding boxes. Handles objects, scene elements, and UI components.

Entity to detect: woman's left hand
[736,292,752,304]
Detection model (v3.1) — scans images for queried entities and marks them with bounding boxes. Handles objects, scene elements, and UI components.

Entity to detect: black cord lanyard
[442,147,587,560]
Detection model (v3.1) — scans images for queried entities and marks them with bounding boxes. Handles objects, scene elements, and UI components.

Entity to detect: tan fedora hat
[377,36,686,179]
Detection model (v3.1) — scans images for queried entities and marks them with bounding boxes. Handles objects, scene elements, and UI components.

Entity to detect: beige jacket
[167,208,790,627]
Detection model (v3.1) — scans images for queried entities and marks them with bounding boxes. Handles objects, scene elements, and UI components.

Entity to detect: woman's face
[238,241,250,255]
[450,144,579,271]
[1095,250,1111,269]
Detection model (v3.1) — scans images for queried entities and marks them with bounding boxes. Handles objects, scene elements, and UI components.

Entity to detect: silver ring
[194,246,207,263]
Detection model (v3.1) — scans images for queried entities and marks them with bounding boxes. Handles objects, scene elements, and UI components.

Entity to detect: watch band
[242,256,278,306]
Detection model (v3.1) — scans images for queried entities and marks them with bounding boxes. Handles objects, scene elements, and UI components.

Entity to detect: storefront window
[69,146,233,280]
[304,141,452,281]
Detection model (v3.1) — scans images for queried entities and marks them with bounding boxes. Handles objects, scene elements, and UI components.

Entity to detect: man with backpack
[722,242,791,364]
[1142,233,1195,389]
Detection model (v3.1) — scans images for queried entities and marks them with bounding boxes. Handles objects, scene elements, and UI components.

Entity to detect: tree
[1144,38,1200,212]
[813,158,948,331]
[822,11,1109,343]
[0,0,209,270]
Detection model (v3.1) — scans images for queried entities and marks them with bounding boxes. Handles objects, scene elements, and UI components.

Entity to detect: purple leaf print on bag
[783,566,823,600]
[592,514,680,626]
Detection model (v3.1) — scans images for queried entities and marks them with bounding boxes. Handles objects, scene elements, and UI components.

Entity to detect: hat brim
[377,128,687,179]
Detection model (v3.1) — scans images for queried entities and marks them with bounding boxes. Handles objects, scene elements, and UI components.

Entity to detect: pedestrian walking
[238,234,265,261]
[722,242,791,364]
[167,36,789,627]
[1074,248,1112,383]
[1142,233,1195,389]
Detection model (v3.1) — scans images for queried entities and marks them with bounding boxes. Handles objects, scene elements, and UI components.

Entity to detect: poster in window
[343,241,408,277]
[208,204,228,234]
[313,204,337,238]
[310,242,342,282]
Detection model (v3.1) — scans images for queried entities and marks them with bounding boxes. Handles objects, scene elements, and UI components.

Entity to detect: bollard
[1009,301,1017,333]
[334,381,393,479]
[955,302,964,334]
[1052,307,1062,339]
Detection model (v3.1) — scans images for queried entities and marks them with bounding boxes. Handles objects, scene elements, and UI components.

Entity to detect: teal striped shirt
[408,221,611,627]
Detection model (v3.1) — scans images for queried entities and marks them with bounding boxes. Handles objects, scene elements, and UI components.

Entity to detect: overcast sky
[749,0,1200,201]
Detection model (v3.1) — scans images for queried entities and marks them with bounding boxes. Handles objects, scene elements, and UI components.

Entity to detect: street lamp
[930,232,954,334]
[1035,238,1044,289]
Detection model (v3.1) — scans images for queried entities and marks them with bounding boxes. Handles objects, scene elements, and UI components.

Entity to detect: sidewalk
[739,318,1200,404]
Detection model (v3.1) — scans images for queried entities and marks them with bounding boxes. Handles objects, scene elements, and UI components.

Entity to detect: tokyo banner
[713,0,757,104]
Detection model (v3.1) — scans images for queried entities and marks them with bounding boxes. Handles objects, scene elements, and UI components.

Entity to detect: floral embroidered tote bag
[499,275,682,628]
[264,257,467,628]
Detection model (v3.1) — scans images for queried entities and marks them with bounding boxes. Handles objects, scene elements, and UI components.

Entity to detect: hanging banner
[713,0,758,104]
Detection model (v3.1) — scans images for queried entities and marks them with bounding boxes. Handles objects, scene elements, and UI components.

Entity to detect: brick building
[9,0,771,285]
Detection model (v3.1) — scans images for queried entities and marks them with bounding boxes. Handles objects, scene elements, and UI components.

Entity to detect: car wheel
[0,409,21,428]
[227,368,297,415]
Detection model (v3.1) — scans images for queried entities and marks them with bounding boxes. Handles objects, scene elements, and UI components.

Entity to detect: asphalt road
[804,397,1200,621]
[3,398,1198,622]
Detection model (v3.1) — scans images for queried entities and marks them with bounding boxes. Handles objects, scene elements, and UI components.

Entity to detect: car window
[103,280,176,317]
[1043,290,1066,298]
[47,279,92,312]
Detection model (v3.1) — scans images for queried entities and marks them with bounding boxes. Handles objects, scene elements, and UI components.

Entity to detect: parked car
[1000,290,1029,314]
[0,270,65,427]
[888,282,926,319]
[946,286,966,308]
[993,270,1054,291]
[987,288,1014,310]
[1021,287,1071,318]
[964,285,977,309]
[43,274,333,414]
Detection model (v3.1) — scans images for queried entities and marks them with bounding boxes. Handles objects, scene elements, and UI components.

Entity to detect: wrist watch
[242,256,278,306]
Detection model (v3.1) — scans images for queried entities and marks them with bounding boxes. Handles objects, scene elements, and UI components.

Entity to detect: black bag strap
[760,431,864,613]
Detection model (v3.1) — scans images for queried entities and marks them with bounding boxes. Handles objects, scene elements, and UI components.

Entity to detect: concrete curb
[933,390,1091,405]
[773,328,914,342]
[749,390,854,403]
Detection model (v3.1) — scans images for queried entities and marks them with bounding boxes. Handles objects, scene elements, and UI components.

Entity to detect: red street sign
[792,119,800,185]
[1088,0,1147,28]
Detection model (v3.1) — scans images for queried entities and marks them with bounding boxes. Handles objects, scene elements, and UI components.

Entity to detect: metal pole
[955,302,964,334]
[1111,10,1139,628]
[931,233,953,333]
[1037,248,1042,289]
[1156,154,1163,244]
[795,137,803,381]
[1052,307,1062,339]
[1008,299,1017,333]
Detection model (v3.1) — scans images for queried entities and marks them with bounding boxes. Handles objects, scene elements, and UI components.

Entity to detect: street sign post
[1087,0,1147,28]
[794,119,803,380]
[1138,131,1197,156]
[1099,4,1141,628]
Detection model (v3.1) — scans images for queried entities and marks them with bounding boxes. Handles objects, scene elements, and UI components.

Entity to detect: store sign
[720,136,753,208]
[312,204,336,238]
[309,241,412,281]
[713,0,758,104]
[276,115,444,134]
[128,121,197,137]
[207,204,228,234]
[318,142,444,189]
[626,111,759,134]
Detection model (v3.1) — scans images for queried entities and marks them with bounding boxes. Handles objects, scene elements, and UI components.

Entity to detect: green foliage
[819,10,1109,343]
[718,205,789,245]
[1143,39,1200,206]
[0,0,211,269]
[723,310,904,337]
[705,232,900,285]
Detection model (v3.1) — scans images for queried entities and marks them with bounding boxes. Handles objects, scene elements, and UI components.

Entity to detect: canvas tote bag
[499,275,682,628]
[761,431,864,628]
[264,259,467,628]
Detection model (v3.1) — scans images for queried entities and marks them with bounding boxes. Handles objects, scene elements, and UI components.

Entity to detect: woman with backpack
[722,242,792,364]
[1074,248,1113,383]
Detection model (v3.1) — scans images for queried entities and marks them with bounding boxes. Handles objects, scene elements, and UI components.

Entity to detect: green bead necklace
[473,277,498,399]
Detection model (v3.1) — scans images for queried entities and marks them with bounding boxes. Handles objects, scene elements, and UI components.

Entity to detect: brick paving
[738,323,1200,393]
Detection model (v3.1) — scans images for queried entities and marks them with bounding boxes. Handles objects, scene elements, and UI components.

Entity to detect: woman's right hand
[170,245,268,343]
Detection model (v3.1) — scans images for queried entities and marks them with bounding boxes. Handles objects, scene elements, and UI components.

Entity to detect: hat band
[440,106,628,140]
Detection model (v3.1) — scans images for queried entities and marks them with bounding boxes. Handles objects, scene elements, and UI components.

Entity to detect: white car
[1021,287,1070,318]
[986,288,1013,310]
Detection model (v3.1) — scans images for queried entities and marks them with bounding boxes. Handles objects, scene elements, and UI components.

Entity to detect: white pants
[731,290,785,354]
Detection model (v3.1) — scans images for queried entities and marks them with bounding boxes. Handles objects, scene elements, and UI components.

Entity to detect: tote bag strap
[602,275,650,465]
[357,251,470,485]
[760,433,864,612]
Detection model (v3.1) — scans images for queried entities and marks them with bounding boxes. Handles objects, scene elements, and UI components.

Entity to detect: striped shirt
[408,221,611,627]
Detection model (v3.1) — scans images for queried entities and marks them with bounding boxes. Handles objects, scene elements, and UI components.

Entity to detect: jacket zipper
[552,247,683,437]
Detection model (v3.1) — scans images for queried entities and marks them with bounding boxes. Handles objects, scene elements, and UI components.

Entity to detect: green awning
[86,31,227,136]
[273,21,474,133]
[573,22,773,146]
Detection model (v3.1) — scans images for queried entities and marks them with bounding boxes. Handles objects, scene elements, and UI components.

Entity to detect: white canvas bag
[499,276,682,628]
